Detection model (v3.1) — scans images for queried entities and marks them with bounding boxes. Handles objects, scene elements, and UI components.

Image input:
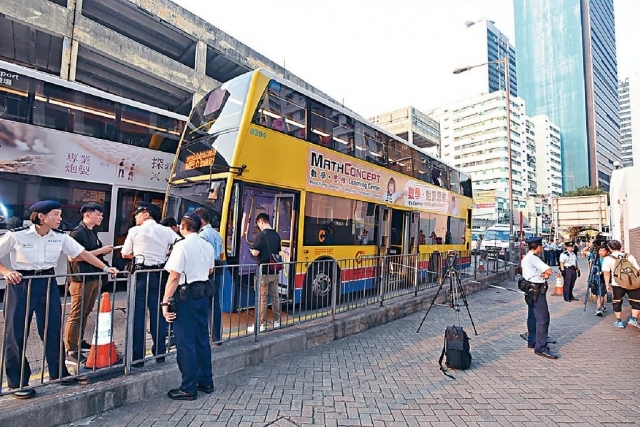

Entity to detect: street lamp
[453,55,515,279]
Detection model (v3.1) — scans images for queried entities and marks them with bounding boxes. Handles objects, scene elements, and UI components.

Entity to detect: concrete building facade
[368,107,440,155]
[0,0,336,115]
[530,115,563,197]
[428,92,562,225]
[514,0,620,191]
[428,91,531,222]
[453,18,517,99]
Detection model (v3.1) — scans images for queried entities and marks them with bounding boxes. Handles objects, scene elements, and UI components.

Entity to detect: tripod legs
[416,263,478,335]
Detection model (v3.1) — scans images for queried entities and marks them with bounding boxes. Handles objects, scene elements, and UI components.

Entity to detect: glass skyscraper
[514,0,619,191]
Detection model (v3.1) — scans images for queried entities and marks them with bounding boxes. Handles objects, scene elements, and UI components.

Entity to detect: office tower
[514,0,620,191]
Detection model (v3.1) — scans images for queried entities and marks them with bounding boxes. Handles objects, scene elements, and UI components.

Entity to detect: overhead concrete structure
[0,0,337,114]
[368,107,440,154]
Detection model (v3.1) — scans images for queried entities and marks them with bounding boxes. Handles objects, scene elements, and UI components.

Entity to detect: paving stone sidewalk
[70,263,640,427]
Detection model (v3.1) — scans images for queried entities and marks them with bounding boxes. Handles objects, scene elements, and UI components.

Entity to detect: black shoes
[520,333,556,344]
[50,375,77,386]
[80,340,92,351]
[197,383,215,394]
[167,388,197,401]
[12,388,36,399]
[534,349,559,359]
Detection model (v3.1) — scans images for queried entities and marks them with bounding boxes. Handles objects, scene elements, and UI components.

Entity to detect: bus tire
[304,259,339,309]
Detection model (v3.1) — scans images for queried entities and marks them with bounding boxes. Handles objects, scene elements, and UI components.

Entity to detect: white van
[479,225,513,259]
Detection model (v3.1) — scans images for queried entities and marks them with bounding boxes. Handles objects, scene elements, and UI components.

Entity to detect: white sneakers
[247,321,281,333]
[247,324,265,333]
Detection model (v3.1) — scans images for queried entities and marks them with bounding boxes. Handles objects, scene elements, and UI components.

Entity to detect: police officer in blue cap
[521,236,558,359]
[0,200,118,399]
[161,212,216,400]
[122,201,179,366]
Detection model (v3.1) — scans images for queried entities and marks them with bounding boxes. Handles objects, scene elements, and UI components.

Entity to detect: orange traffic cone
[85,292,119,368]
[553,274,564,296]
[478,259,485,272]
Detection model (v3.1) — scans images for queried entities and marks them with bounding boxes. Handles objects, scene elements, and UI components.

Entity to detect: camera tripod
[416,251,478,335]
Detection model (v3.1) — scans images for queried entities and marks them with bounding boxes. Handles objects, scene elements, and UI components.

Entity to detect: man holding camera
[161,212,216,400]
[521,237,558,359]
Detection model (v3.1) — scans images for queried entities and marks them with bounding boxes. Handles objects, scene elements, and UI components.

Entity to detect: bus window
[332,114,354,156]
[450,169,461,194]
[448,217,466,244]
[460,172,473,197]
[253,82,307,139]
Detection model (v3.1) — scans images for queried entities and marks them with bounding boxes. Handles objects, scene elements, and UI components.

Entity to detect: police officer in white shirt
[0,200,118,399]
[559,241,580,302]
[122,201,180,366]
[521,237,558,360]
[161,212,215,400]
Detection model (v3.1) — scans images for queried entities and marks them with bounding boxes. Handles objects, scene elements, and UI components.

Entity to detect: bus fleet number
[250,128,267,138]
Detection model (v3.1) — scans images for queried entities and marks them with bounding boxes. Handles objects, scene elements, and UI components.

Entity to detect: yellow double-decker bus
[165,69,473,310]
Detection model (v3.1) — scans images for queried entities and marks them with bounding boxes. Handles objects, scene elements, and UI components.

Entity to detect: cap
[133,201,160,217]
[525,236,543,245]
[183,212,201,225]
[564,241,574,247]
[29,200,62,214]
[80,202,103,214]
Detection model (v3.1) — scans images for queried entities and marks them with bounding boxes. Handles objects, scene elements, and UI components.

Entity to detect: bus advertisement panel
[307,146,463,217]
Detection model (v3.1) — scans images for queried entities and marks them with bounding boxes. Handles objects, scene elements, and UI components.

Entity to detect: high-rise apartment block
[619,75,639,168]
[453,19,517,99]
[514,0,620,191]
[427,92,562,224]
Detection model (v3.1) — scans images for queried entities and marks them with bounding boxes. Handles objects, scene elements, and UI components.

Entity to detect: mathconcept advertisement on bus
[307,146,460,216]
[0,118,173,191]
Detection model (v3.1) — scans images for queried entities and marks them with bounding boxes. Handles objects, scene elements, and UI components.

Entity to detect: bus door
[388,209,405,256]
[407,211,420,254]
[273,194,296,298]
[377,207,392,255]
[112,188,165,272]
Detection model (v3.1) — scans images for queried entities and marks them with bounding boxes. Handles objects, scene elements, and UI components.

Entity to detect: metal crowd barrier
[1,271,130,396]
[1,249,489,397]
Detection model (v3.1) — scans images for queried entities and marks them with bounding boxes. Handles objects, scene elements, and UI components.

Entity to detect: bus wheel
[304,259,338,309]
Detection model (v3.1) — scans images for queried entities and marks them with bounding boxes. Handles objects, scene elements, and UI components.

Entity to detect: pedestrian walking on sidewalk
[602,240,640,329]
[0,200,117,399]
[161,212,216,400]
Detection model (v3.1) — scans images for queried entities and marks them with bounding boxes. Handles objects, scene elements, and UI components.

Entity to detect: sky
[173,0,639,118]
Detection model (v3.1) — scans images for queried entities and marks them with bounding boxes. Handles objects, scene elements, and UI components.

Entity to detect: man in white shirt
[521,237,558,359]
[601,240,640,329]
[122,201,180,366]
[161,212,216,400]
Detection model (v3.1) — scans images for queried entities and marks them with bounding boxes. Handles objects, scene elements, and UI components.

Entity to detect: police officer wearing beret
[0,201,118,399]
[161,212,216,400]
[521,236,558,359]
[65,202,114,364]
[122,201,180,366]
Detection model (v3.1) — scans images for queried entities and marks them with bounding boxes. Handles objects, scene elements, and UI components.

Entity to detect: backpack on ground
[438,325,472,379]
[610,254,640,290]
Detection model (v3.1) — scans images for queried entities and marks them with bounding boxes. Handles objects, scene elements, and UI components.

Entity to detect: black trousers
[4,277,69,388]
[563,268,577,301]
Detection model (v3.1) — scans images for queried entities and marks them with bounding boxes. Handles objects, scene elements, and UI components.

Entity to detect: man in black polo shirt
[64,203,113,364]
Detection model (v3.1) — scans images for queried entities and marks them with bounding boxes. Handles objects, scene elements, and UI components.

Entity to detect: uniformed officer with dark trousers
[121,201,180,366]
[194,207,224,345]
[161,212,216,400]
[559,241,580,302]
[0,200,118,399]
[521,237,558,359]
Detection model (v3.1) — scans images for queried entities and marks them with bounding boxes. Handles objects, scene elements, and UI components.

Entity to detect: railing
[0,249,498,397]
